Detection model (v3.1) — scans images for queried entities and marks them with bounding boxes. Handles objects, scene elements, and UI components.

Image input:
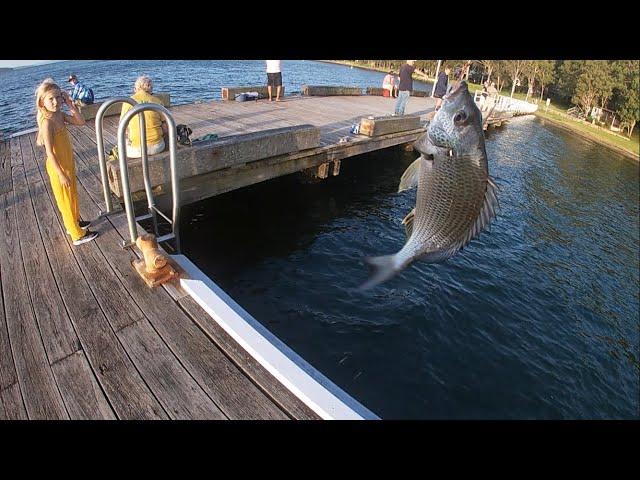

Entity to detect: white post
[545,98,550,112]
[431,60,441,97]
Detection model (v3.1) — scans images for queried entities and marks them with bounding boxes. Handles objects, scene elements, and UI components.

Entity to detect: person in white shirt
[266,60,282,102]
[382,70,395,98]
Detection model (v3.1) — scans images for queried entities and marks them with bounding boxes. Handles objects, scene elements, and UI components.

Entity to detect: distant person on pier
[266,60,283,102]
[433,67,450,111]
[393,72,400,97]
[483,81,498,112]
[35,79,98,246]
[67,74,94,107]
[119,75,168,158]
[394,60,416,116]
[382,71,395,98]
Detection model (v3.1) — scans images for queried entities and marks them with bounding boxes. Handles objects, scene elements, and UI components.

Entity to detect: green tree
[572,61,613,117]
[555,60,584,103]
[522,60,538,102]
[537,60,555,102]
[612,62,640,137]
[477,60,500,84]
[503,60,528,98]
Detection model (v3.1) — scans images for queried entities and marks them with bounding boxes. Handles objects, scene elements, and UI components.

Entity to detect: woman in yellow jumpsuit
[35,79,98,245]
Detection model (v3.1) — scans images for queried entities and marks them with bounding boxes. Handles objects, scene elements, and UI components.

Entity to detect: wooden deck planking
[0,140,11,195]
[0,382,28,420]
[0,96,434,420]
[21,134,168,420]
[41,128,291,419]
[15,136,117,419]
[25,131,232,420]
[115,320,226,420]
[178,295,318,420]
[50,351,116,420]
[17,135,80,363]
[0,184,69,419]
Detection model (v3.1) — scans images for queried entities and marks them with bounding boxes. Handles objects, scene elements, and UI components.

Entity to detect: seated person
[67,74,94,107]
[120,75,168,158]
[382,71,395,97]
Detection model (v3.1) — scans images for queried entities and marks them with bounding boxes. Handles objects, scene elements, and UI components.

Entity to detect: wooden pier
[0,94,436,419]
[101,94,436,207]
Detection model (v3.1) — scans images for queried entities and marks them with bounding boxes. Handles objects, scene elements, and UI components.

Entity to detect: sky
[0,60,62,68]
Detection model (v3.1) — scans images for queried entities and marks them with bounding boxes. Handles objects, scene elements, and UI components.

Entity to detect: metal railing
[117,103,181,253]
[95,97,138,216]
[474,90,538,115]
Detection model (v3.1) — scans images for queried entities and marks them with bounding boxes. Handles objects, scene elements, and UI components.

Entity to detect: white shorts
[126,139,165,158]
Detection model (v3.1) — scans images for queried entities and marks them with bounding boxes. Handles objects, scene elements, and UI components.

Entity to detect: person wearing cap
[67,74,94,107]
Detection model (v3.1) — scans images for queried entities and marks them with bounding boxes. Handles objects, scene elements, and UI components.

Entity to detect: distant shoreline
[318,60,436,86]
[534,112,639,162]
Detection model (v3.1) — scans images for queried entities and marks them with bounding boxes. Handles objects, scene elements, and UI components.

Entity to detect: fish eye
[454,111,467,124]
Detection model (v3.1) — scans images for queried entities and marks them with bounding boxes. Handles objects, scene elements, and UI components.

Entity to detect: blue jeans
[394,90,410,115]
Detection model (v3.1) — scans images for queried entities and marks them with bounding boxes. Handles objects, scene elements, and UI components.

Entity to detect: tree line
[349,60,639,137]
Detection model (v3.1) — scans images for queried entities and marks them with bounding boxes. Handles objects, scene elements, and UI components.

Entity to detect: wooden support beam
[221,86,285,101]
[359,115,422,137]
[302,85,362,96]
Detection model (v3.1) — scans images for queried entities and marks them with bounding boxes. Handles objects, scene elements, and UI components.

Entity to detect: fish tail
[360,254,399,290]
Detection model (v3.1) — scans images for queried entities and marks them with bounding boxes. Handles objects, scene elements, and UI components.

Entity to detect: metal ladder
[95,97,137,216]
[94,101,181,253]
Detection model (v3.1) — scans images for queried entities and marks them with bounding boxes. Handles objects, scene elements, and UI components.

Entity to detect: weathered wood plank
[25,134,144,333]
[116,320,227,419]
[51,351,116,419]
[14,136,80,363]
[302,85,362,96]
[10,137,22,167]
[0,140,12,194]
[58,130,288,419]
[24,135,168,420]
[0,190,69,419]
[35,132,229,419]
[102,212,288,419]
[359,115,421,137]
[0,383,28,420]
[179,295,319,420]
[221,86,285,101]
[0,261,19,392]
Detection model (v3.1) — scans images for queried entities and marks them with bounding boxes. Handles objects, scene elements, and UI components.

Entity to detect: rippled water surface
[181,116,639,419]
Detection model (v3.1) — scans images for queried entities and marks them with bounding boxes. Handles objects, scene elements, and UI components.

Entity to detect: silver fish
[361,81,499,289]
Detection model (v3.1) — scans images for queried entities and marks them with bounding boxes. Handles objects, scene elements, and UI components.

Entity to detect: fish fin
[398,157,422,192]
[401,208,415,239]
[360,255,399,290]
[460,176,500,249]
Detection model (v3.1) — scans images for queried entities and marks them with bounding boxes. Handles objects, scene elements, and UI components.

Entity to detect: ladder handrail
[117,103,181,253]
[95,97,138,214]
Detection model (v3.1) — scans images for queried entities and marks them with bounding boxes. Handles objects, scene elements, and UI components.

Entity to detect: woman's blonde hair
[35,78,61,146]
[134,75,153,94]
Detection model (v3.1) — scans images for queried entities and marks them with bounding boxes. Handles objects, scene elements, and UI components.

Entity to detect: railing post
[117,103,181,253]
[95,97,137,215]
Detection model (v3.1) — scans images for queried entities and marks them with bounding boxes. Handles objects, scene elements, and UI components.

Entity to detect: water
[180,117,639,419]
[0,60,431,137]
[4,60,638,419]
